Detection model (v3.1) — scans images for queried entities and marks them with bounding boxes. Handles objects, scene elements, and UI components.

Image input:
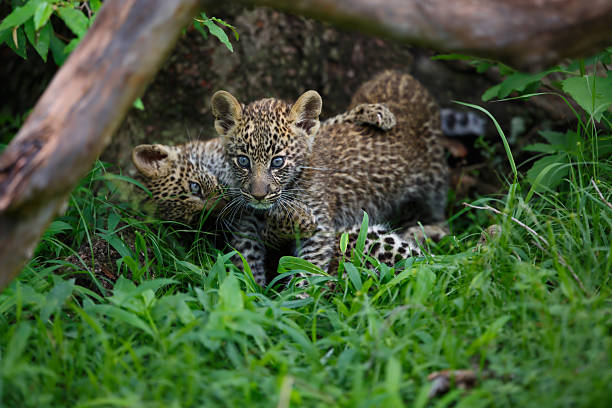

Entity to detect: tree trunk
[0,0,204,288]
[232,0,612,71]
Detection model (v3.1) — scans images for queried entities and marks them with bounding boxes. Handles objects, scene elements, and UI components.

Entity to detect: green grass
[0,146,610,407]
[2,61,612,405]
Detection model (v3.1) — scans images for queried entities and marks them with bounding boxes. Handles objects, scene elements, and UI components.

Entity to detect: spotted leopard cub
[131,101,397,229]
[131,140,231,225]
[131,102,408,285]
[212,70,448,285]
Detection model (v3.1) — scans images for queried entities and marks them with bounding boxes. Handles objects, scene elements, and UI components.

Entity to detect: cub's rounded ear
[211,91,242,137]
[131,144,175,178]
[289,90,322,136]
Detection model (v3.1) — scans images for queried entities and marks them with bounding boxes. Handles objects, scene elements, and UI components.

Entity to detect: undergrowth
[1,56,611,406]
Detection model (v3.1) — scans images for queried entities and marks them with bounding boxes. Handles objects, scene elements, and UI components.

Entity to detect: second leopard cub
[212,70,448,280]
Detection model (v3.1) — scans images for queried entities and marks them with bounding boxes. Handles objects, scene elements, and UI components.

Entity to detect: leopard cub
[132,100,412,285]
[212,70,448,285]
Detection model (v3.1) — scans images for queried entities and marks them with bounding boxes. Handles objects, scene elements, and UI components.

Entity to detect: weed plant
[1,58,611,406]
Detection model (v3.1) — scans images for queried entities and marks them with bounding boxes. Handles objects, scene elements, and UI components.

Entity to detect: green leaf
[133,97,144,110]
[193,20,208,39]
[57,7,89,38]
[3,323,32,369]
[211,17,239,41]
[99,231,131,259]
[40,279,75,322]
[481,84,501,102]
[522,143,560,154]
[198,13,233,52]
[0,0,43,32]
[4,26,28,59]
[354,211,369,257]
[430,53,475,61]
[343,262,362,290]
[94,304,154,337]
[483,68,559,101]
[467,315,511,355]
[49,33,67,65]
[219,273,243,312]
[33,2,54,31]
[24,18,50,61]
[44,220,73,236]
[63,37,80,54]
[562,75,612,122]
[526,153,569,193]
[278,256,325,276]
[413,268,435,304]
[339,232,349,254]
[90,0,102,13]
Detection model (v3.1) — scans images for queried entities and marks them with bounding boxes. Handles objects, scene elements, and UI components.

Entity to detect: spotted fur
[132,102,408,284]
[131,140,231,225]
[212,70,449,285]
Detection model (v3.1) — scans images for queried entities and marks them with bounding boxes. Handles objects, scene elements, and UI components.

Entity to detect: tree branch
[233,0,612,71]
[0,0,204,288]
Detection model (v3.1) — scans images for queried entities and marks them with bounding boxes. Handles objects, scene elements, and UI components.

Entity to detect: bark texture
[234,0,612,71]
[0,0,204,288]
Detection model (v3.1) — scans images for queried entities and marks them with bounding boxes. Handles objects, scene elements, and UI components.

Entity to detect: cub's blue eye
[189,181,201,196]
[237,155,250,168]
[270,156,285,169]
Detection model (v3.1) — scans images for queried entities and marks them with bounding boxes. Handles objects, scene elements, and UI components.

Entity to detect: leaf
[481,84,502,102]
[90,0,102,12]
[339,232,349,254]
[4,25,27,59]
[34,19,51,61]
[193,20,208,39]
[483,68,559,101]
[210,17,239,41]
[133,97,144,110]
[34,2,54,31]
[99,231,131,259]
[57,7,89,38]
[467,315,511,355]
[63,37,80,54]
[522,143,560,154]
[3,323,32,369]
[49,33,67,65]
[343,262,362,291]
[430,53,475,61]
[413,268,435,304]
[219,273,243,312]
[354,211,369,258]
[278,256,325,276]
[562,75,612,122]
[198,13,233,52]
[40,279,75,322]
[94,304,154,337]
[0,0,43,32]
[526,154,569,193]
[43,220,73,237]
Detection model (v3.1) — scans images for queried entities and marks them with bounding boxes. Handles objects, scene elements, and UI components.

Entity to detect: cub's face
[131,142,227,225]
[211,90,322,210]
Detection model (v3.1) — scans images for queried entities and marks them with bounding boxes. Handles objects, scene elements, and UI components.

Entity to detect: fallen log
[232,0,612,71]
[0,0,204,288]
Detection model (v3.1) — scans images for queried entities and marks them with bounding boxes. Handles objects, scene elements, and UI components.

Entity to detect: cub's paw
[352,103,396,130]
